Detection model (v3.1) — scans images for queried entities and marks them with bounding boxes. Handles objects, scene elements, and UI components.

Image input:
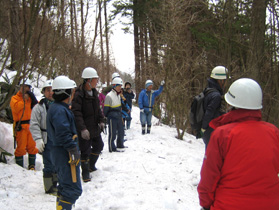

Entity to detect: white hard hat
[112,72,120,80]
[145,80,153,88]
[82,67,99,79]
[52,76,77,90]
[112,77,123,85]
[210,66,229,80]
[42,80,53,89]
[20,78,32,87]
[225,78,262,110]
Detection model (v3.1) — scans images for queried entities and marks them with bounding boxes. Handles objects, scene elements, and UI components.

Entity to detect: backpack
[189,88,217,136]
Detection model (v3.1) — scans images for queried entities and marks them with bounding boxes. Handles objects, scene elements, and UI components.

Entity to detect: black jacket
[202,78,224,130]
[123,90,135,109]
[72,84,105,138]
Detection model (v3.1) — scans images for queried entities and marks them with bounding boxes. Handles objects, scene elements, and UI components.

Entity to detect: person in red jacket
[198,78,279,210]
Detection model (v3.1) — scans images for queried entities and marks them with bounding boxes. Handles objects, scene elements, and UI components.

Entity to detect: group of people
[10,65,278,210]
[10,67,165,210]
[197,66,279,209]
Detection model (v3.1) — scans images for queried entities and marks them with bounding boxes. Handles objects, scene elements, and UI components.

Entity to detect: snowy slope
[0,105,205,210]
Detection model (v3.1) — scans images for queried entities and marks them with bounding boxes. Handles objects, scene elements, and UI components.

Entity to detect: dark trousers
[79,135,104,159]
[108,117,124,152]
[202,127,214,149]
[52,146,82,204]
[42,139,56,175]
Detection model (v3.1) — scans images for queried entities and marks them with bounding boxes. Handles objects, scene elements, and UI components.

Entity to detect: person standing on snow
[123,82,135,129]
[102,72,121,96]
[30,80,58,194]
[201,66,229,148]
[71,67,105,182]
[104,77,126,152]
[10,78,38,169]
[46,76,82,210]
[198,78,279,210]
[138,79,165,135]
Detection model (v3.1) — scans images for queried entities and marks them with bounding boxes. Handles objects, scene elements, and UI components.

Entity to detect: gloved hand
[81,129,90,140]
[160,80,165,86]
[99,122,105,132]
[200,128,206,138]
[201,207,210,210]
[68,147,80,166]
[26,91,38,108]
[140,109,144,113]
[36,139,45,153]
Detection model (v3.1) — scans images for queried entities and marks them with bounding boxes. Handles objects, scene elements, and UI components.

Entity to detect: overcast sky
[110,21,135,76]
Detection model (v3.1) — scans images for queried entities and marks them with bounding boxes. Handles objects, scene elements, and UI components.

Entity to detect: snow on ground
[0,80,205,209]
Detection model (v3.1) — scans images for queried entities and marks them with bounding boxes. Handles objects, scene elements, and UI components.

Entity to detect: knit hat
[145,80,153,89]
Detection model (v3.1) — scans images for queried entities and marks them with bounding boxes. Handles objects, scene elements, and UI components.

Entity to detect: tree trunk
[246,0,267,81]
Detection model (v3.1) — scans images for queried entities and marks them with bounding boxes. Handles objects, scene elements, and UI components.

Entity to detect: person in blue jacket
[201,66,229,148]
[46,76,82,210]
[138,79,165,134]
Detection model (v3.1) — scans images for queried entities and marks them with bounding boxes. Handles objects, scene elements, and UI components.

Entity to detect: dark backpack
[189,88,217,135]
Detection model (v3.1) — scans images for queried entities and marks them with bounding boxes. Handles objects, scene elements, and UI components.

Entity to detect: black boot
[147,125,151,134]
[89,153,99,172]
[28,154,36,170]
[142,124,146,135]
[15,156,23,167]
[57,196,72,210]
[81,159,91,182]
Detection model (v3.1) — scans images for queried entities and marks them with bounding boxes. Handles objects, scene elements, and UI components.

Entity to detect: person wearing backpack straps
[201,66,229,148]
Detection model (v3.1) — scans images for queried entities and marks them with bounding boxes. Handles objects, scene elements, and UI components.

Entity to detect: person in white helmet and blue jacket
[138,79,165,134]
[46,76,82,210]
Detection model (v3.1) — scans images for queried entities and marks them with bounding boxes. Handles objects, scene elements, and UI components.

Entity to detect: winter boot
[89,153,99,172]
[43,173,54,194]
[81,159,91,182]
[28,154,36,170]
[15,156,24,167]
[141,124,146,135]
[57,196,72,210]
[147,125,151,134]
[43,173,57,195]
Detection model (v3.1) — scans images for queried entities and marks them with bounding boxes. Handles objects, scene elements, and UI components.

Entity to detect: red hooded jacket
[198,109,279,210]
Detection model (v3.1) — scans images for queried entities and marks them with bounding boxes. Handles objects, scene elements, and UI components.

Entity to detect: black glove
[68,146,80,166]
[99,122,105,132]
[26,91,38,109]
[201,207,210,210]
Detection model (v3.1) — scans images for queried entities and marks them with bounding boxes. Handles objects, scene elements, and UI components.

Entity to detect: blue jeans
[125,113,132,129]
[140,111,152,126]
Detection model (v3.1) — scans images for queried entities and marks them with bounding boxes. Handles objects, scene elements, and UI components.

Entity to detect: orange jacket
[10,91,32,122]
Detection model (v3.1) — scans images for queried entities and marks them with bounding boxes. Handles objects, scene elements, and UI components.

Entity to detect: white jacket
[30,100,48,144]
